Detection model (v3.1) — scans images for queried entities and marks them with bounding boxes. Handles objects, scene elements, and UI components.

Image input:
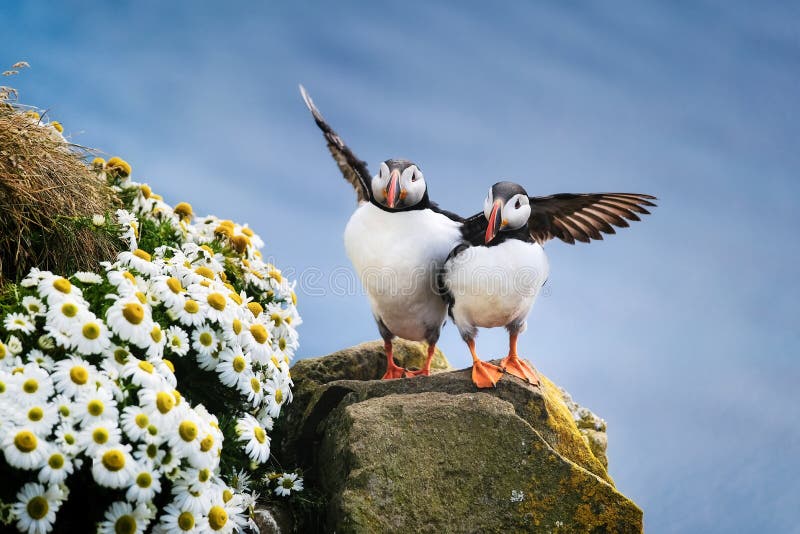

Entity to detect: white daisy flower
[106,268,140,296]
[120,405,152,442]
[14,402,58,435]
[122,358,166,389]
[97,500,150,534]
[2,427,50,470]
[22,296,47,317]
[235,414,270,464]
[175,298,206,328]
[164,326,190,357]
[54,422,81,457]
[20,267,49,288]
[44,296,88,332]
[263,376,293,418]
[12,482,65,534]
[197,290,234,324]
[74,386,118,425]
[274,472,304,496]
[38,449,75,485]
[4,312,36,334]
[145,323,166,359]
[216,347,252,389]
[205,503,236,534]
[25,348,54,370]
[78,419,123,456]
[133,442,165,466]
[158,502,208,533]
[73,270,104,284]
[126,461,162,504]
[92,444,136,489]
[118,248,161,276]
[238,374,264,407]
[106,297,154,348]
[38,275,83,303]
[138,387,181,428]
[191,325,218,357]
[51,356,97,398]
[116,209,139,249]
[69,314,111,354]
[166,412,202,458]
[151,276,187,311]
[16,363,54,405]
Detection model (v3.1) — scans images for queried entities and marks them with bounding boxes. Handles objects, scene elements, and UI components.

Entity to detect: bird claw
[471,360,504,389]
[382,363,407,380]
[404,368,430,377]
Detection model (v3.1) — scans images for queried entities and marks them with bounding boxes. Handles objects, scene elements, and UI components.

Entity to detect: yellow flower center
[199,332,213,347]
[140,184,152,198]
[70,366,89,384]
[200,434,214,452]
[199,468,210,482]
[122,271,137,284]
[179,421,198,442]
[115,515,137,534]
[232,319,242,335]
[291,291,298,306]
[156,392,174,414]
[254,425,266,444]
[195,266,214,279]
[53,277,72,294]
[232,356,246,373]
[138,360,154,373]
[269,269,283,283]
[231,235,250,253]
[247,302,263,317]
[133,248,151,261]
[271,313,283,326]
[82,322,101,340]
[61,302,78,318]
[166,277,183,294]
[64,433,76,445]
[135,413,149,428]
[135,291,147,304]
[275,389,284,404]
[207,506,228,531]
[105,156,132,177]
[23,379,38,394]
[59,405,70,417]
[14,431,37,452]
[122,302,145,325]
[28,406,44,422]
[223,489,233,503]
[26,496,49,521]
[136,472,152,488]
[87,399,104,416]
[150,326,162,343]
[183,300,200,314]
[48,453,64,469]
[163,359,174,372]
[207,293,226,311]
[92,428,109,444]
[242,227,254,237]
[228,292,242,305]
[0,343,5,358]
[279,338,287,351]
[173,389,182,404]
[250,377,261,393]
[174,202,193,220]
[101,449,126,471]
[250,324,268,344]
[178,512,195,531]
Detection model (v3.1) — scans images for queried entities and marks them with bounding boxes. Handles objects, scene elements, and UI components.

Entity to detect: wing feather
[528,193,656,245]
[299,85,371,203]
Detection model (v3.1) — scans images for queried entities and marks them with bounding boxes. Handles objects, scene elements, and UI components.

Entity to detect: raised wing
[527,193,657,244]
[299,85,372,203]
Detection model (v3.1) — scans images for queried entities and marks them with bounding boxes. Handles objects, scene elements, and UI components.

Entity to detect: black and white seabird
[300,86,464,379]
[441,181,656,388]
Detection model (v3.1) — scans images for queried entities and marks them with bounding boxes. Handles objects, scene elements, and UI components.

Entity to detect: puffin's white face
[483,188,531,231]
[372,162,426,209]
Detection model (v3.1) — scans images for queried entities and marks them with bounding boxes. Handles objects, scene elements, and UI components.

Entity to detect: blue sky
[4,1,799,531]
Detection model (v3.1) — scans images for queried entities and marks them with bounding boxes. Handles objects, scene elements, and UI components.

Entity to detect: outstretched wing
[527,193,657,244]
[299,85,372,203]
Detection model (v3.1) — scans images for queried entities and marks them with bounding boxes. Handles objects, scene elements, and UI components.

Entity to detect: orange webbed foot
[404,367,430,377]
[500,355,540,386]
[471,360,504,389]
[382,361,407,380]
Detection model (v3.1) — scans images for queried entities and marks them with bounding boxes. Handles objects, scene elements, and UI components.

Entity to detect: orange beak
[485,200,503,244]
[386,169,401,208]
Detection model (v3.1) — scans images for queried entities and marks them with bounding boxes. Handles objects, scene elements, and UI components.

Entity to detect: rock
[560,387,610,469]
[277,343,642,533]
[253,503,293,534]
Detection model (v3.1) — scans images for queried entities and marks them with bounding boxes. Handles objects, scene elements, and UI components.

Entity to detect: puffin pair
[300,86,656,388]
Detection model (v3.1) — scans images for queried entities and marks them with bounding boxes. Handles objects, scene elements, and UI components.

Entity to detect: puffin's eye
[515,199,521,209]
[411,172,418,182]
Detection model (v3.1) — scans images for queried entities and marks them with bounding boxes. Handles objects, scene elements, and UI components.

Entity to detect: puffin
[441,181,656,388]
[299,86,464,379]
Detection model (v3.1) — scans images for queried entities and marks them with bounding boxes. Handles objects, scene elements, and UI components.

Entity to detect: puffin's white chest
[444,239,549,330]
[344,203,462,340]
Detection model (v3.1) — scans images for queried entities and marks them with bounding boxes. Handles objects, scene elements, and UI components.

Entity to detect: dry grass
[0,71,122,285]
